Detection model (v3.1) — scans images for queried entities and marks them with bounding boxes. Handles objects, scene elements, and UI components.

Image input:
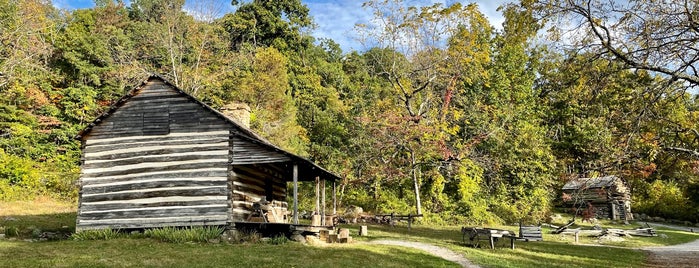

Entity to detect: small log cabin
[74,74,340,231]
[561,175,633,221]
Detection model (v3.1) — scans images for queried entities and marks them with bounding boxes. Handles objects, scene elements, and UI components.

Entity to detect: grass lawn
[0,239,460,268]
[2,197,699,268]
[348,224,648,268]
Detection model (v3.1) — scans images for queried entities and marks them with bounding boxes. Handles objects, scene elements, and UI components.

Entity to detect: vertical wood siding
[77,80,231,230]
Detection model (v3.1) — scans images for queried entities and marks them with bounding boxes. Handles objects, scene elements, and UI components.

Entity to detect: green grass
[346,225,646,268]
[0,239,459,267]
[2,197,699,267]
[0,197,76,239]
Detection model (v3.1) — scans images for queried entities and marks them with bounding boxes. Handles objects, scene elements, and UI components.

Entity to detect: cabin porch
[230,161,340,236]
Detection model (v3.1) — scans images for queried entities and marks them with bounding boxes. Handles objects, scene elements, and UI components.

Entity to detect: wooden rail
[374,213,424,230]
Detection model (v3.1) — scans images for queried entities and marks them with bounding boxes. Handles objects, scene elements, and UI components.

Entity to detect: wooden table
[461,227,515,249]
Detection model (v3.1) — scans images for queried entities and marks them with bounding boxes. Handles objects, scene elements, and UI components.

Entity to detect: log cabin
[561,175,633,221]
[74,74,340,231]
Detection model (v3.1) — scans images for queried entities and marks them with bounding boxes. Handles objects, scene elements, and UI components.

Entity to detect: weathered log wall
[230,163,288,221]
[77,80,231,230]
[561,176,633,221]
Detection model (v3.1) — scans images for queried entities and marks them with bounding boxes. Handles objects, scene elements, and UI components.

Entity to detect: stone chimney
[221,102,251,128]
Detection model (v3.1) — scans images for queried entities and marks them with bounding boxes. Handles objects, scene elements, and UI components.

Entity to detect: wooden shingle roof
[562,175,621,190]
[75,74,341,182]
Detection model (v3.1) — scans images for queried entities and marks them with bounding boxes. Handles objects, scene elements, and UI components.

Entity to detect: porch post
[315,177,320,214]
[293,164,299,224]
[332,181,337,215]
[321,178,326,226]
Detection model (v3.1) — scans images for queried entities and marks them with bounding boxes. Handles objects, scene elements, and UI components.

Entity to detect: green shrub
[72,228,124,240]
[5,226,20,237]
[267,234,289,245]
[635,180,692,220]
[0,150,42,200]
[231,229,261,243]
[144,226,224,243]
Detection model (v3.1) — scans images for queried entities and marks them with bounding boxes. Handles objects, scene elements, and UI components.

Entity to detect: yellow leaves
[9,123,33,137]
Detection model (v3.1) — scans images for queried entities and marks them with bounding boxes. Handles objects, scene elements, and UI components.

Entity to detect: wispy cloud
[307,0,508,52]
[51,0,509,53]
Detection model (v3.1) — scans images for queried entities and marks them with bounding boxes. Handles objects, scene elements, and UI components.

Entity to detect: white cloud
[51,0,510,53]
[307,0,510,52]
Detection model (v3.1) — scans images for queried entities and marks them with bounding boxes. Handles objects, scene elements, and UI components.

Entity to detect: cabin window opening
[142,108,170,135]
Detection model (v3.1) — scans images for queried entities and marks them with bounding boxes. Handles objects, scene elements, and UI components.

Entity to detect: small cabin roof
[75,74,341,182]
[562,175,621,190]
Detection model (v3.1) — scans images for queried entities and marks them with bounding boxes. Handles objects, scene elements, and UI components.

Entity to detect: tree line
[0,0,697,223]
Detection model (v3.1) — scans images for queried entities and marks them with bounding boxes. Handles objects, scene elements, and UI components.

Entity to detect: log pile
[555,225,657,238]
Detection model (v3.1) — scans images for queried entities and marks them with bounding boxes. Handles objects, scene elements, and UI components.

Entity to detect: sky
[52,0,510,52]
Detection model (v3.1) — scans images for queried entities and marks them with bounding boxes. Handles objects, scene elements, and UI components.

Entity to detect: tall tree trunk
[411,151,422,215]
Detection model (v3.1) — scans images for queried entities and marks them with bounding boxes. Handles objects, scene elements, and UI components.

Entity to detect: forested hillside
[1,0,697,224]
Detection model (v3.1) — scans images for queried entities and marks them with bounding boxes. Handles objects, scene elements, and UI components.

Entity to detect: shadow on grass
[0,238,461,267]
[1,212,76,239]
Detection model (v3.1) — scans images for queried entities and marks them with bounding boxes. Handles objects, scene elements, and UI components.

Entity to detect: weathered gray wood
[81,170,228,186]
[84,138,228,154]
[321,178,326,226]
[230,137,290,164]
[81,180,226,195]
[77,76,338,231]
[518,225,544,241]
[332,181,337,215]
[83,153,226,169]
[80,199,228,211]
[76,221,228,232]
[293,164,298,224]
[80,187,228,203]
[77,215,229,226]
[82,161,228,178]
[78,206,229,220]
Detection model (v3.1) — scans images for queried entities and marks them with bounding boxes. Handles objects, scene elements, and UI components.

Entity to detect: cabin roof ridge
[74,73,340,181]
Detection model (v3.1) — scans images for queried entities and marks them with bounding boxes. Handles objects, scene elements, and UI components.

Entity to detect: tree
[356,0,495,216]
[532,0,699,89]
[531,0,699,160]
[0,0,57,89]
[222,0,312,51]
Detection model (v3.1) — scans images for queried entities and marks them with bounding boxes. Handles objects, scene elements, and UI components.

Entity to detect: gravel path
[642,223,699,268]
[371,240,480,268]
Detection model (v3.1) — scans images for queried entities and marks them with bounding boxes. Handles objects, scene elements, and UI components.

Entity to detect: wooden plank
[81,169,228,185]
[76,220,229,231]
[78,206,229,220]
[80,195,228,205]
[293,164,298,224]
[231,137,290,164]
[82,179,227,195]
[84,138,229,154]
[83,151,227,169]
[84,160,226,178]
[80,186,228,203]
[80,199,228,212]
[77,215,229,226]
[85,131,230,145]
[129,95,187,102]
[82,160,229,177]
[85,139,228,156]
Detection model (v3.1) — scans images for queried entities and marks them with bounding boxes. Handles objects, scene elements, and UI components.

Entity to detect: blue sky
[52,0,510,52]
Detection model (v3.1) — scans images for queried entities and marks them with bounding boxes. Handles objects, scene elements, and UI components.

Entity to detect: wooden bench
[375,213,423,230]
[504,224,543,249]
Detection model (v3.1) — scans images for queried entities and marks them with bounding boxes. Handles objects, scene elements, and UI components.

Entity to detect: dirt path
[643,223,699,268]
[371,239,480,268]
